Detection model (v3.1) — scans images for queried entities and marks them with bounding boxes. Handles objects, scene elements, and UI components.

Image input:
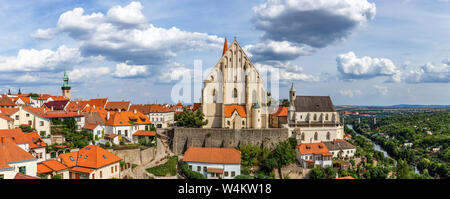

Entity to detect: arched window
[211,76,214,81]
[327,132,330,140]
[227,121,230,126]
[314,114,317,121]
[233,88,238,98]
[212,89,217,103]
[326,114,329,120]
[314,132,318,141]
[301,133,305,141]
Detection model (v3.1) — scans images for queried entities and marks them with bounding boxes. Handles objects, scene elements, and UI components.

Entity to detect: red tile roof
[70,166,96,174]
[224,105,247,118]
[43,100,69,110]
[105,101,130,111]
[82,123,99,130]
[0,137,36,169]
[183,147,241,164]
[0,95,16,106]
[336,176,355,179]
[207,168,224,173]
[43,111,82,118]
[271,106,288,117]
[66,101,89,112]
[0,108,19,116]
[14,172,39,179]
[0,113,13,121]
[133,130,156,136]
[296,143,332,156]
[59,145,122,169]
[87,98,108,108]
[105,111,151,126]
[37,160,68,174]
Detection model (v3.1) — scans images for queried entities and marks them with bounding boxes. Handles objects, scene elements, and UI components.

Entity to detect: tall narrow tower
[61,68,71,99]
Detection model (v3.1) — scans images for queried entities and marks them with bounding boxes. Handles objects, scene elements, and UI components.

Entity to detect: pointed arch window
[233,88,238,98]
[314,114,317,121]
[212,89,217,103]
[301,133,305,141]
[314,132,318,141]
[327,132,330,140]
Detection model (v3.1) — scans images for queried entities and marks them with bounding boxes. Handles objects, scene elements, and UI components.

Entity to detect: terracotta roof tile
[66,101,89,112]
[207,168,224,173]
[224,105,247,118]
[105,101,130,111]
[59,145,122,169]
[0,137,36,169]
[0,108,19,116]
[87,98,108,108]
[133,130,156,136]
[183,147,241,164]
[271,106,288,117]
[43,100,69,110]
[82,123,99,130]
[296,143,332,156]
[38,160,68,173]
[14,172,39,179]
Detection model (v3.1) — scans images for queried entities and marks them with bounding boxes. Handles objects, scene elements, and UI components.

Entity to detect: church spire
[222,37,228,56]
[18,88,22,95]
[8,88,11,95]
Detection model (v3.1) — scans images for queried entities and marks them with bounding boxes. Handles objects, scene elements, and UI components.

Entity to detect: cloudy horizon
[0,0,449,106]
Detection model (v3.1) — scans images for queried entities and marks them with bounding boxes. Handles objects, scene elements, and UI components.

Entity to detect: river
[347,124,419,173]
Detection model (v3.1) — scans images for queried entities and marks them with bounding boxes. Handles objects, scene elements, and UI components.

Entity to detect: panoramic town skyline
[0,0,449,105]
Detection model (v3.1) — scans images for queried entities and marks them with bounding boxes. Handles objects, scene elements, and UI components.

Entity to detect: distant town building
[323,139,356,159]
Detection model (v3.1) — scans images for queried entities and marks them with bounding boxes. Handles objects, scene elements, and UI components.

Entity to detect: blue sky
[0,0,449,105]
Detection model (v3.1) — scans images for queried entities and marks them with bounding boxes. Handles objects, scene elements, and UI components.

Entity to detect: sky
[0,0,449,105]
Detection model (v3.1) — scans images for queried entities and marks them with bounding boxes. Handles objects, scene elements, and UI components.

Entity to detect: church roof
[294,96,336,112]
[224,105,247,118]
[222,38,228,56]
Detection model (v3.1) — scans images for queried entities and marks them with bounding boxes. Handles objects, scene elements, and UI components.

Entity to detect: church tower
[61,68,71,99]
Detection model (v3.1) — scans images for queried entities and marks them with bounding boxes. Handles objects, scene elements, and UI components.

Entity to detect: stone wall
[107,147,155,165]
[172,128,289,155]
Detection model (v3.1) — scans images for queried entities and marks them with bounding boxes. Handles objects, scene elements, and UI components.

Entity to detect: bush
[234,174,252,179]
[105,141,111,148]
[146,156,178,176]
[181,163,205,179]
[39,131,46,137]
[52,174,62,179]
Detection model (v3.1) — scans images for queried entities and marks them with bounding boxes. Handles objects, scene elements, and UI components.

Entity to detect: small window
[26,113,30,117]
[15,115,19,120]
[69,156,74,161]
[203,167,207,172]
[111,167,114,173]
[231,171,235,177]
[197,166,201,172]
[19,166,26,175]
[224,172,229,177]
[314,132,318,141]
[189,165,192,170]
[100,171,102,178]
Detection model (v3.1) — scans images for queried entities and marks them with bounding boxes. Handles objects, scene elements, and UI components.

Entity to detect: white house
[296,142,333,168]
[183,147,241,179]
[0,137,38,179]
[323,139,356,159]
[0,129,47,163]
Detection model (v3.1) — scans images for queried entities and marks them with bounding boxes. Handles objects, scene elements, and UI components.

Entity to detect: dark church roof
[294,96,336,112]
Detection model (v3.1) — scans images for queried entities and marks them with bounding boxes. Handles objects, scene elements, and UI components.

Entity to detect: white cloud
[106,1,147,25]
[0,45,81,72]
[15,73,39,83]
[34,1,223,65]
[336,51,401,81]
[373,85,388,96]
[113,62,147,78]
[69,67,111,81]
[252,0,376,48]
[339,89,362,98]
[243,40,312,62]
[403,62,450,83]
[30,28,56,40]
[254,62,320,82]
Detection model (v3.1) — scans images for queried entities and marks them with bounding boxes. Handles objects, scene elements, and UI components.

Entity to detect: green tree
[176,109,208,128]
[280,99,290,107]
[395,159,411,179]
[324,166,337,179]
[270,141,296,168]
[309,166,326,179]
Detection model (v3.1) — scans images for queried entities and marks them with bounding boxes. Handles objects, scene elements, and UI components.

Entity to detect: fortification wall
[172,128,289,155]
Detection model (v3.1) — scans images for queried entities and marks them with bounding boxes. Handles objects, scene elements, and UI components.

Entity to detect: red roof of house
[133,130,156,136]
[43,111,82,118]
[0,137,36,170]
[87,98,108,108]
[0,129,46,149]
[14,172,39,179]
[66,101,89,112]
[70,166,96,174]
[336,176,355,179]
[59,145,122,169]
[82,123,99,130]
[105,101,130,111]
[0,113,13,121]
[0,108,19,116]
[224,105,247,118]
[207,168,224,173]
[183,147,241,164]
[271,106,288,117]
[0,95,16,106]
[43,100,69,110]
[296,143,332,156]
[37,160,68,174]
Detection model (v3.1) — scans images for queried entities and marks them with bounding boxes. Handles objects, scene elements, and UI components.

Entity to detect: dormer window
[69,156,74,161]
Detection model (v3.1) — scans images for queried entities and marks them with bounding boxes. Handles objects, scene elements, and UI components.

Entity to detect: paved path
[129,136,177,179]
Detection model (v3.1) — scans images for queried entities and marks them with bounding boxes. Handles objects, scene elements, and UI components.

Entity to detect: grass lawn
[146,156,178,176]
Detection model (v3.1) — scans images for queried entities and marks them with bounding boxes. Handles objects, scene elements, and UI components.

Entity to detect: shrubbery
[181,163,205,179]
[146,156,178,176]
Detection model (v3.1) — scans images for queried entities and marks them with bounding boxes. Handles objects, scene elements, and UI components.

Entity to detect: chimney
[93,105,96,109]
[134,109,137,114]
[51,106,54,111]
[107,112,110,120]
[77,110,80,115]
